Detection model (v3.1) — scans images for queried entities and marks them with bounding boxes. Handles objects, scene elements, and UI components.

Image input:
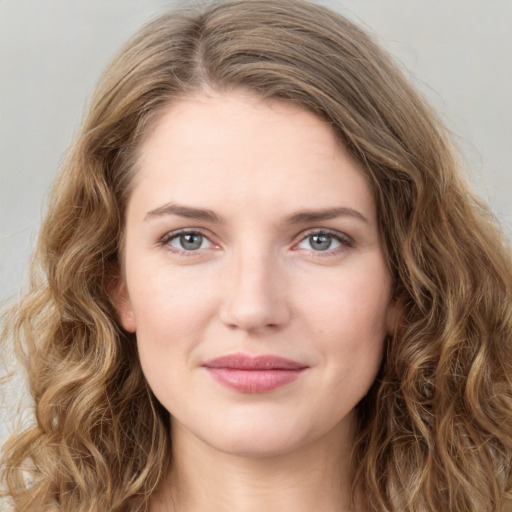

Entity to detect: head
[5,1,511,511]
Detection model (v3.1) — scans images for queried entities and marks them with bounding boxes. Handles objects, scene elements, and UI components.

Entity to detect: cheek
[127,265,221,366]
[297,258,391,389]
[129,271,210,409]
[129,259,210,321]
[299,260,392,340]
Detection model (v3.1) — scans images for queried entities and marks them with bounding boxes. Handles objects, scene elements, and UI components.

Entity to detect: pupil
[181,233,202,250]
[310,234,332,251]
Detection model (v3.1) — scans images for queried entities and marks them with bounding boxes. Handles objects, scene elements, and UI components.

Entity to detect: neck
[150,416,359,512]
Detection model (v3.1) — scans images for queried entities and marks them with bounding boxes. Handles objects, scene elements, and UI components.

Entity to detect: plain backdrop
[1,0,511,447]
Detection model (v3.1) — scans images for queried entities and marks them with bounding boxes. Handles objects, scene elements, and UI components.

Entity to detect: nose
[219,248,291,333]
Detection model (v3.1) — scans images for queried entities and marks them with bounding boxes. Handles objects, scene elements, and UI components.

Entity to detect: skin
[114,91,396,512]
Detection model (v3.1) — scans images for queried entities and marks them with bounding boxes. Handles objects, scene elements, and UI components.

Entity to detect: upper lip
[203,353,308,370]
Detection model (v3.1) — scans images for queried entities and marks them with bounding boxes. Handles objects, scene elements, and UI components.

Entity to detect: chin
[206,429,306,458]
[190,409,332,459]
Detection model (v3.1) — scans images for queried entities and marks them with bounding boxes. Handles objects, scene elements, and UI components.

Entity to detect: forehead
[130,91,375,222]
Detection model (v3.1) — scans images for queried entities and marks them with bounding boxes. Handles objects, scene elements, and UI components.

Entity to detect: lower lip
[205,368,305,393]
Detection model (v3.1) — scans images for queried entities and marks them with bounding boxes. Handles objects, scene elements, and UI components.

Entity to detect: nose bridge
[220,238,289,332]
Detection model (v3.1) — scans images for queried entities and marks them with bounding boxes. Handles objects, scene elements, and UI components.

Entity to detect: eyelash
[157,228,355,257]
[294,228,355,256]
[158,229,215,257]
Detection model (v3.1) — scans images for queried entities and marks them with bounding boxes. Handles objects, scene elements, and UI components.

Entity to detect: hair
[1,0,511,510]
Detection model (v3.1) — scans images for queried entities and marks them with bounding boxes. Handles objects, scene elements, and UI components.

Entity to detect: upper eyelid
[161,227,213,239]
[159,228,217,247]
[294,227,354,243]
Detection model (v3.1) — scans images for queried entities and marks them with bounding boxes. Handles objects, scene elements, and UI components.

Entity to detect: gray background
[1,0,511,449]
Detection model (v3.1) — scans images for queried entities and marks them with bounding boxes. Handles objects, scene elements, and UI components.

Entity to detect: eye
[298,233,341,251]
[295,230,353,253]
[163,231,214,252]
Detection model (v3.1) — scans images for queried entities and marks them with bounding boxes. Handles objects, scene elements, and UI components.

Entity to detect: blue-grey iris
[309,233,332,251]
[180,233,203,250]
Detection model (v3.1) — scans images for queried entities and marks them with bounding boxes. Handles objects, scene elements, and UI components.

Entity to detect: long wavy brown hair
[2,1,511,510]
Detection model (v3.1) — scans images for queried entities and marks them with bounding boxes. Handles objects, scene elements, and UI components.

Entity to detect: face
[115,91,395,457]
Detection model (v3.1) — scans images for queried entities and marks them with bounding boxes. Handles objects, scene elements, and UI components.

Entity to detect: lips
[202,354,308,393]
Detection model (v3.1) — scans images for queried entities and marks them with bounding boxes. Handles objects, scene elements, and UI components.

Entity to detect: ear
[110,277,137,333]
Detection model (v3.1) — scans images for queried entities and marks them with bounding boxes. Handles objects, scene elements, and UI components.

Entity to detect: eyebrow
[144,203,221,222]
[285,207,368,225]
[145,203,368,225]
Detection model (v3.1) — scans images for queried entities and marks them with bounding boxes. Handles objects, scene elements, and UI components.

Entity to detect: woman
[1,0,511,511]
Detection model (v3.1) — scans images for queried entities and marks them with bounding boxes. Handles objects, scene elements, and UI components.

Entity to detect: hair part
[2,1,511,511]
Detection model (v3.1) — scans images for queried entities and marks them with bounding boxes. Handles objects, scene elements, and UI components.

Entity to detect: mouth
[202,353,309,393]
